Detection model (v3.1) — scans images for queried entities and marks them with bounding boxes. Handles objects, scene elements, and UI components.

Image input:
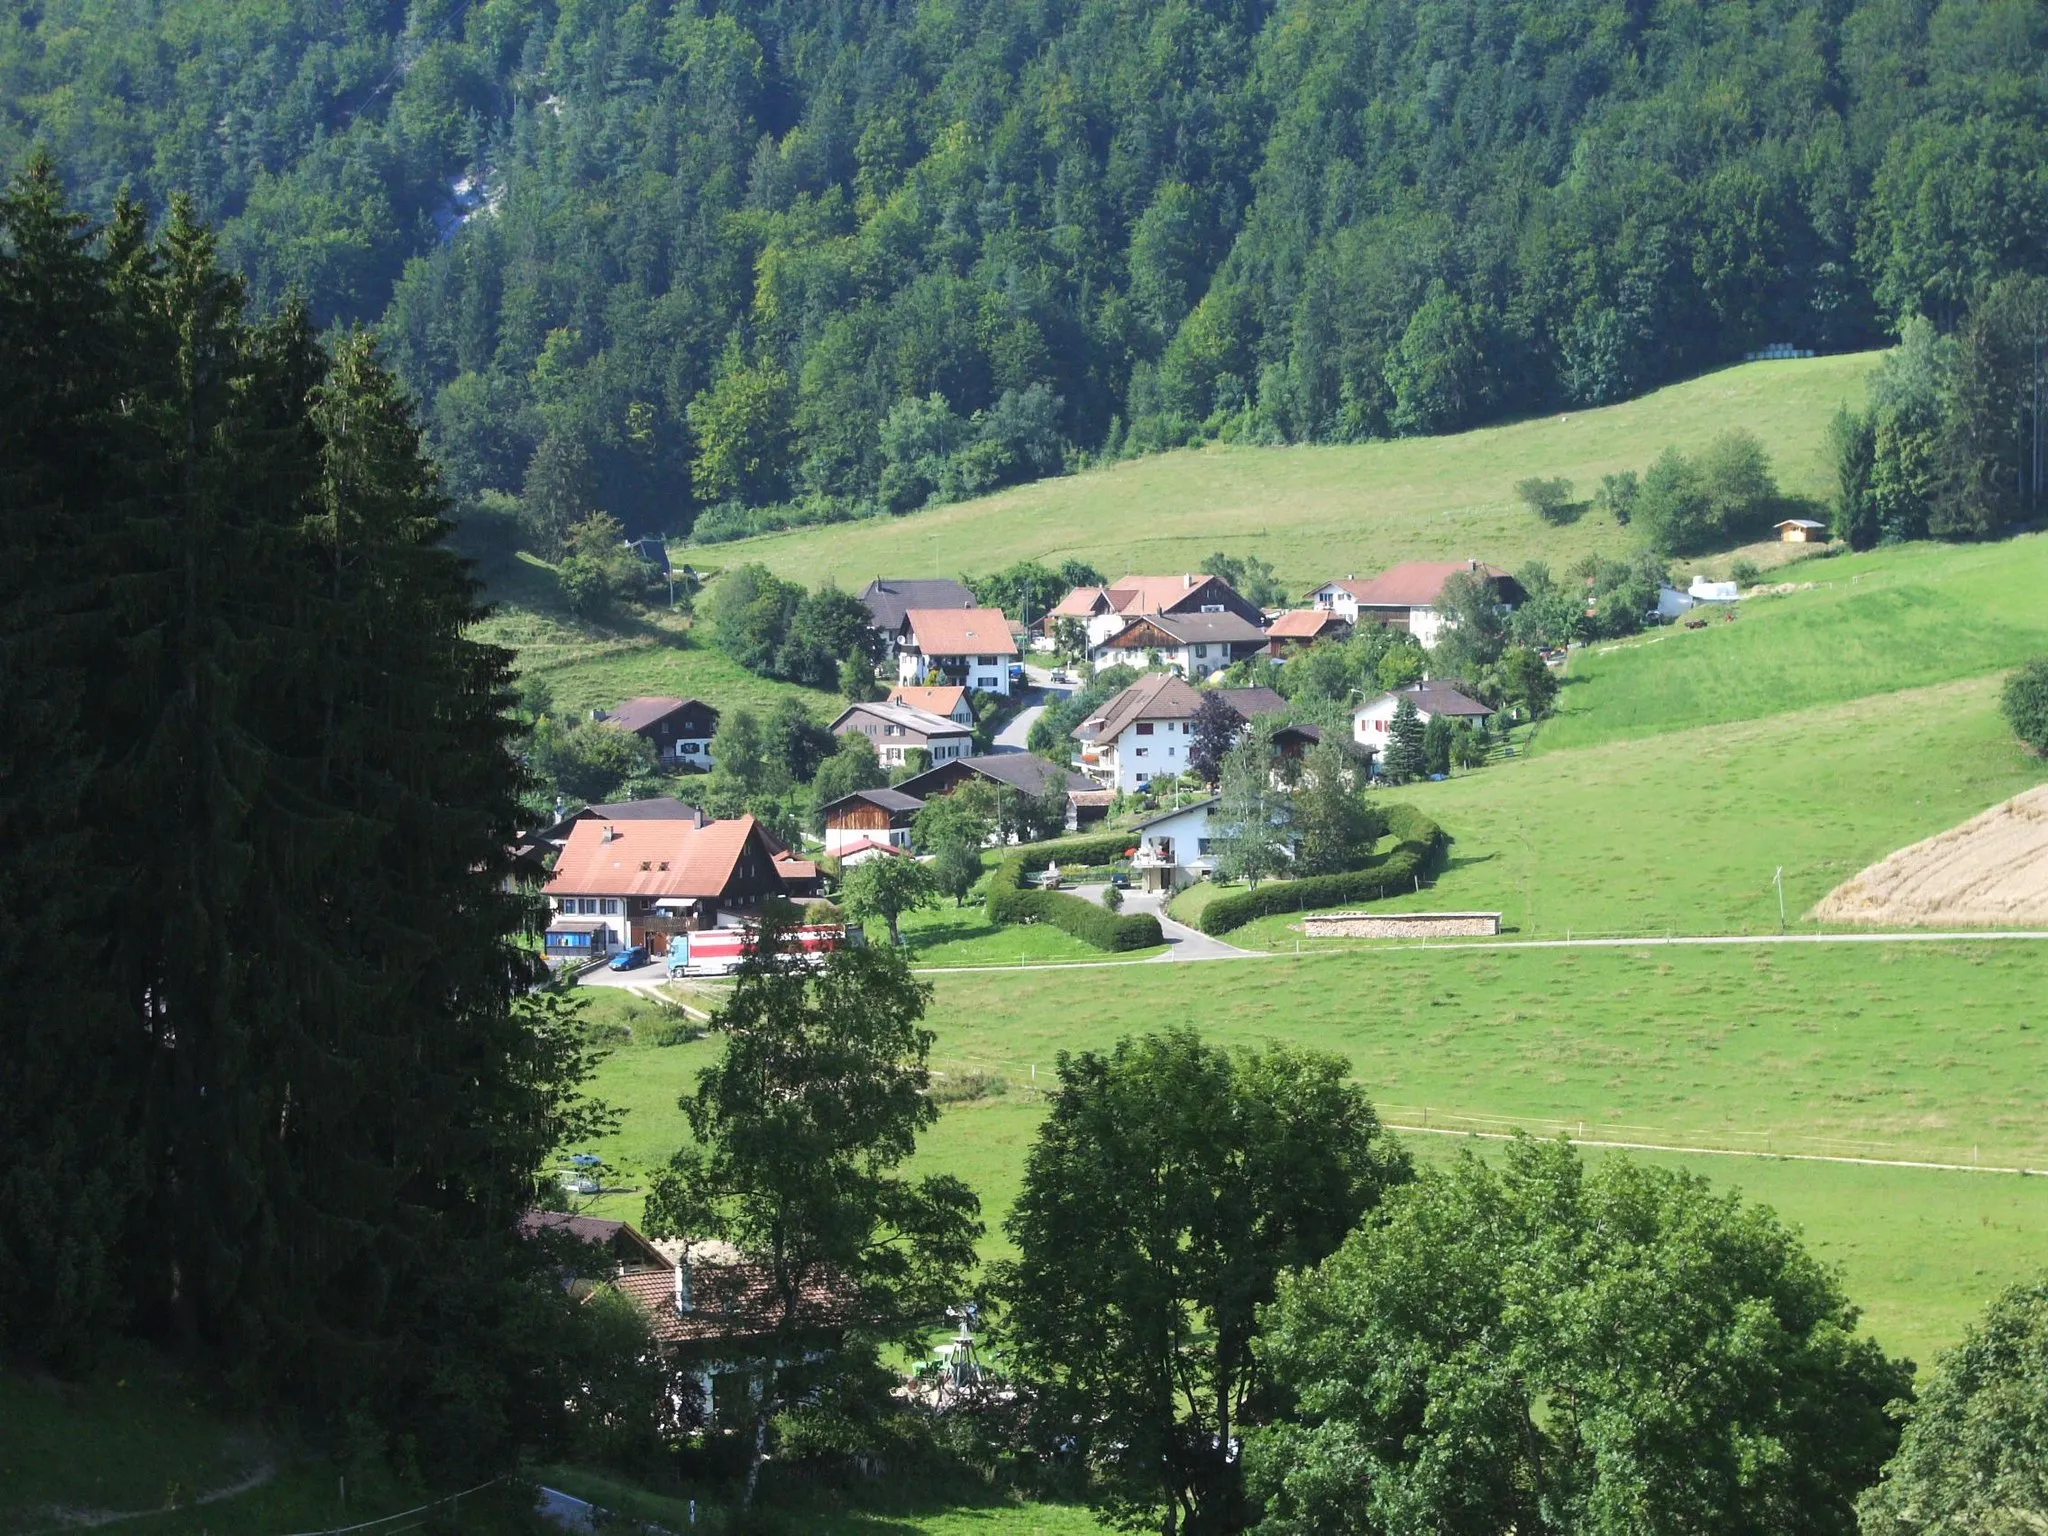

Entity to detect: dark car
[607,944,650,972]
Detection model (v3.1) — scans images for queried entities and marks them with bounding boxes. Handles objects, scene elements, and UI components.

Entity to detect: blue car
[607,944,650,972]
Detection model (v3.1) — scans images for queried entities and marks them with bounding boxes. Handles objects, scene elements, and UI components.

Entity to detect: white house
[1308,561,1524,649]
[1087,611,1268,679]
[895,608,1017,695]
[1073,674,1288,793]
[1351,682,1495,752]
[1051,573,1265,648]
[1688,575,1741,603]
[1127,797,1223,893]
[886,684,975,725]
[830,701,973,768]
[594,696,720,769]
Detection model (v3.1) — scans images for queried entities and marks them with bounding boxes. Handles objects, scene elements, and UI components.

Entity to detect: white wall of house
[898,650,1012,695]
[1310,585,1361,621]
[1103,716,1194,792]
[1088,639,1237,679]
[548,895,630,951]
[1130,803,1219,890]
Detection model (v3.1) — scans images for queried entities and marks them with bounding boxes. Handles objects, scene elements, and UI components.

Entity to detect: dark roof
[1371,682,1495,718]
[895,752,1091,801]
[627,537,671,574]
[589,796,708,822]
[1271,721,1324,744]
[1079,672,1206,742]
[519,1209,669,1270]
[858,578,977,631]
[1130,796,1219,831]
[818,786,926,817]
[1100,611,1267,647]
[599,696,716,734]
[1218,687,1288,719]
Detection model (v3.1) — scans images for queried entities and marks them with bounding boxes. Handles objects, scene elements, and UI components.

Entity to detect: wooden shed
[1774,518,1828,544]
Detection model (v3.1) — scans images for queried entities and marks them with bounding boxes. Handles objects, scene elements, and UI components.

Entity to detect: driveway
[1070,882,1257,961]
[992,668,1077,754]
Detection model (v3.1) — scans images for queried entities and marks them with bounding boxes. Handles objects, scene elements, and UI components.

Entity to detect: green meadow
[704,353,1873,593]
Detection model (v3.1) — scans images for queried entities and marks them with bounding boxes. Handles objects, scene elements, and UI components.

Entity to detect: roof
[547,816,770,898]
[599,696,714,733]
[1218,687,1288,719]
[1315,562,1518,609]
[1266,609,1350,638]
[1079,672,1207,742]
[830,701,973,739]
[818,786,926,817]
[773,850,818,882]
[888,684,969,717]
[1105,573,1220,614]
[1360,682,1495,719]
[519,1209,669,1269]
[833,837,908,860]
[1099,611,1267,647]
[627,537,671,573]
[1776,518,1828,530]
[1049,585,1111,618]
[858,578,977,631]
[609,1262,855,1346]
[895,752,1091,801]
[1130,796,1219,831]
[901,607,1019,657]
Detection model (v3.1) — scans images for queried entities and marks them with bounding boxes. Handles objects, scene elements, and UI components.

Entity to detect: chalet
[895,608,1018,695]
[1073,673,1288,793]
[857,578,977,651]
[544,815,801,958]
[830,700,974,768]
[1352,682,1495,752]
[1088,610,1269,679]
[594,696,720,769]
[1053,573,1265,647]
[1127,795,1295,893]
[528,795,708,858]
[1308,562,1524,649]
[819,786,925,857]
[1775,518,1828,544]
[893,751,1105,830]
[887,684,975,725]
[1262,609,1353,655]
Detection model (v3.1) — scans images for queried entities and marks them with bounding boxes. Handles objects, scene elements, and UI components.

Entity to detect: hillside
[700,352,1871,590]
[7,2,2042,537]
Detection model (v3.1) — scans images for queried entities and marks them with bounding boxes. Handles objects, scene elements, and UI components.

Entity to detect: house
[893,751,1106,830]
[594,696,720,769]
[895,608,1018,695]
[1053,573,1265,648]
[1351,682,1495,752]
[819,786,925,857]
[887,684,975,725]
[1262,609,1353,655]
[520,1209,671,1274]
[857,578,977,651]
[529,795,709,858]
[830,700,974,768]
[835,838,910,867]
[1308,562,1525,649]
[1270,721,1370,776]
[1775,518,1828,544]
[1128,797,1223,893]
[544,814,802,958]
[1088,611,1269,679]
[1073,673,1289,793]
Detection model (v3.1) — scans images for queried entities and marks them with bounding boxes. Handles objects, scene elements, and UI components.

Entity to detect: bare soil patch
[1813,785,2048,926]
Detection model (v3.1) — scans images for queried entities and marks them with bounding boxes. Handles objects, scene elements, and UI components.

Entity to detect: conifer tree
[1383,697,1428,783]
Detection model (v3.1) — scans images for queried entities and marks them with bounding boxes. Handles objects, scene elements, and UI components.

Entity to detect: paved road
[1069,882,1256,962]
[992,688,1045,752]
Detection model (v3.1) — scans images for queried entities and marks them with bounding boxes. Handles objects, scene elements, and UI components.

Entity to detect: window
[659,722,670,735]
[680,741,700,754]
[1136,722,1154,736]
[602,899,620,914]
[1135,747,1149,757]
[1198,839,1215,856]
[1195,644,1210,658]
[1200,603,1225,613]
[1376,719,1388,733]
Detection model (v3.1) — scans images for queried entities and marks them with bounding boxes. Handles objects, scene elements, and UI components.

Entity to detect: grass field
[1536,532,2048,754]
[703,353,1874,592]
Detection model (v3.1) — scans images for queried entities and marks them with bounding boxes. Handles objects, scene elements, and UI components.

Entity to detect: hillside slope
[704,352,1871,591]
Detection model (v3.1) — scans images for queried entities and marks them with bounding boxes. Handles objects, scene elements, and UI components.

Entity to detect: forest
[3,0,2045,544]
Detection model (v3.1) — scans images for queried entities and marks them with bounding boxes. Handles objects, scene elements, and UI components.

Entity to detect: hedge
[1194,804,1446,936]
[985,835,1163,952]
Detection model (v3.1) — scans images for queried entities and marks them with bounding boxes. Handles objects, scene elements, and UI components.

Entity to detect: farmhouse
[895,607,1018,695]
[594,696,720,768]
[528,795,708,858]
[830,700,974,768]
[1262,609,1353,654]
[1775,517,1829,543]
[543,814,800,958]
[1073,673,1287,792]
[818,786,924,857]
[894,751,1104,830]
[1053,572,1264,647]
[520,1209,671,1275]
[1087,610,1268,679]
[1308,561,1523,649]
[857,577,976,651]
[886,683,974,725]
[1352,682,1495,750]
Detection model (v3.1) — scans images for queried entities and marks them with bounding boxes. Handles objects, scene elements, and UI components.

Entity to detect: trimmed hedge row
[1195,804,1446,937]
[986,837,1163,952]
[1008,831,1140,873]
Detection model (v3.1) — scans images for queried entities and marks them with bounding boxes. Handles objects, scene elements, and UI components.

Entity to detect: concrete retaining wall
[1298,911,1501,939]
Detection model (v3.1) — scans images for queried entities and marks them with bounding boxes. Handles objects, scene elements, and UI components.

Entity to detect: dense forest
[3,0,2045,543]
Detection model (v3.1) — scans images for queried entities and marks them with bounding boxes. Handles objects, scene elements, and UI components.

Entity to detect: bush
[2003,656,2048,754]
[1195,805,1445,935]
[1729,557,1761,588]
[1515,476,1575,523]
[984,835,1163,952]
[929,1070,1009,1104]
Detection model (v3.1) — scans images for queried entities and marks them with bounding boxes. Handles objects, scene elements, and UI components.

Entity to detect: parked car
[1108,872,1132,889]
[607,944,650,971]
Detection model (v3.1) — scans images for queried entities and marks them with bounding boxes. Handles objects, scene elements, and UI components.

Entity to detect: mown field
[702,353,1873,593]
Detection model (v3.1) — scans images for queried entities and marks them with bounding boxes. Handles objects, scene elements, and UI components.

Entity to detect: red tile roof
[608,1262,856,1346]
[1048,585,1111,617]
[888,684,969,718]
[902,608,1018,657]
[1323,562,1513,609]
[1266,609,1350,638]
[1106,574,1217,613]
[547,816,768,898]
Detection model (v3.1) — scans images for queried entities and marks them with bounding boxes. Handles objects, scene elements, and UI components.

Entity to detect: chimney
[1468,559,1478,571]
[1185,573,1195,589]
[601,823,617,843]
[674,1242,693,1313]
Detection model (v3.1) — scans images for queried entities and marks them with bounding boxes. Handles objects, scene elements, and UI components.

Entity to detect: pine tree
[1383,697,1428,783]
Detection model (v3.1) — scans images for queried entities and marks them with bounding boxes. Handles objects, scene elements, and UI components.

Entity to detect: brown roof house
[1262,608,1354,655]
[594,696,721,770]
[1087,610,1270,680]
[1073,673,1288,793]
[544,814,802,959]
[1306,562,1524,650]
[1351,681,1495,757]
[858,577,977,646]
[895,608,1019,696]
[893,751,1106,833]
[818,786,925,858]
[831,700,974,769]
[1056,572,1265,649]
[887,684,975,725]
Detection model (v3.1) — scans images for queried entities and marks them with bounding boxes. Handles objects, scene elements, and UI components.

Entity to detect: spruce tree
[1383,697,1428,783]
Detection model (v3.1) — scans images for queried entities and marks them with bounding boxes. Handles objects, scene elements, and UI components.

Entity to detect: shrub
[930,1070,1009,1104]
[2003,656,2048,754]
[1195,805,1445,935]
[654,1018,705,1047]
[985,835,1163,951]
[1515,476,1575,523]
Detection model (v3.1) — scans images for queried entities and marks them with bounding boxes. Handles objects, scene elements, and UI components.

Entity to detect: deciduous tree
[840,851,940,945]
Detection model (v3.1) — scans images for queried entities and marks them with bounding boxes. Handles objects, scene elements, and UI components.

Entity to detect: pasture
[700,353,1873,593]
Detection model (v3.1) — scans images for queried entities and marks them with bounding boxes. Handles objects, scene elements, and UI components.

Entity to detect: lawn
[1215,671,2045,948]
[702,353,1873,593]
[1537,532,2048,754]
[470,551,845,722]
